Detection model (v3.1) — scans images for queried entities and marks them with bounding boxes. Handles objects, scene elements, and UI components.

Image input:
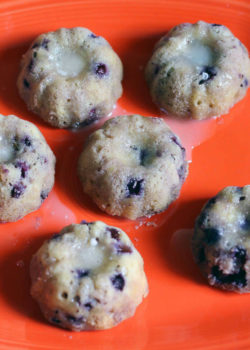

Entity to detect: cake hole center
[76,245,105,271]
[185,41,216,67]
[55,51,85,78]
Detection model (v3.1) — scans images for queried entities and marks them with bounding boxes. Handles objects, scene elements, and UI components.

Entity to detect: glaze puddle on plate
[113,104,222,161]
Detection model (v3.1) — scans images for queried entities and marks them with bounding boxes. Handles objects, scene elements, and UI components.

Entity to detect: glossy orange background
[0,0,250,349]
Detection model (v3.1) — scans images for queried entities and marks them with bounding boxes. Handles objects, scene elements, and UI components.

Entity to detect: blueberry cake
[145,21,250,120]
[30,221,148,331]
[192,186,250,293]
[78,114,188,220]
[17,27,123,128]
[0,114,55,222]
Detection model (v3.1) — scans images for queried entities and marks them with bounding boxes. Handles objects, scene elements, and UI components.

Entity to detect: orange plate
[0,0,250,349]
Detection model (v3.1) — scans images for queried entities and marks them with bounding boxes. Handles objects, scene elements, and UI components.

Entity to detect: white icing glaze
[0,135,15,163]
[75,244,105,270]
[55,51,85,78]
[90,237,98,246]
[185,41,215,67]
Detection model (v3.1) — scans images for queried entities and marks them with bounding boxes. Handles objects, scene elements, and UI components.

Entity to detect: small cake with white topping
[145,21,250,119]
[0,114,55,222]
[17,27,123,128]
[30,221,148,330]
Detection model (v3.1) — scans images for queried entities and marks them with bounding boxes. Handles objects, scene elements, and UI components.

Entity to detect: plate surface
[0,0,250,349]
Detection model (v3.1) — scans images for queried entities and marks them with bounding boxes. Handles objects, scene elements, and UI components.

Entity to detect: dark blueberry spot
[15,161,29,178]
[211,265,247,288]
[139,149,150,166]
[177,164,186,182]
[11,183,25,198]
[84,302,93,310]
[51,233,63,241]
[212,24,222,27]
[199,66,217,85]
[108,228,120,240]
[211,246,247,288]
[244,79,248,87]
[197,197,217,227]
[154,65,160,75]
[239,196,246,201]
[197,211,207,227]
[204,197,216,210]
[73,108,99,128]
[241,217,250,231]
[23,79,30,88]
[132,146,155,166]
[41,39,49,49]
[198,246,206,263]
[12,137,20,152]
[76,269,89,278]
[162,36,169,42]
[156,149,162,157]
[74,295,81,304]
[24,137,32,147]
[27,58,35,72]
[203,228,221,245]
[167,67,174,77]
[115,242,132,254]
[33,51,37,58]
[90,33,98,38]
[66,315,83,325]
[94,63,107,77]
[85,108,99,125]
[171,136,185,154]
[51,318,61,324]
[235,186,243,194]
[111,273,125,291]
[40,191,48,201]
[62,292,68,299]
[80,220,88,224]
[126,178,144,197]
[32,43,39,49]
